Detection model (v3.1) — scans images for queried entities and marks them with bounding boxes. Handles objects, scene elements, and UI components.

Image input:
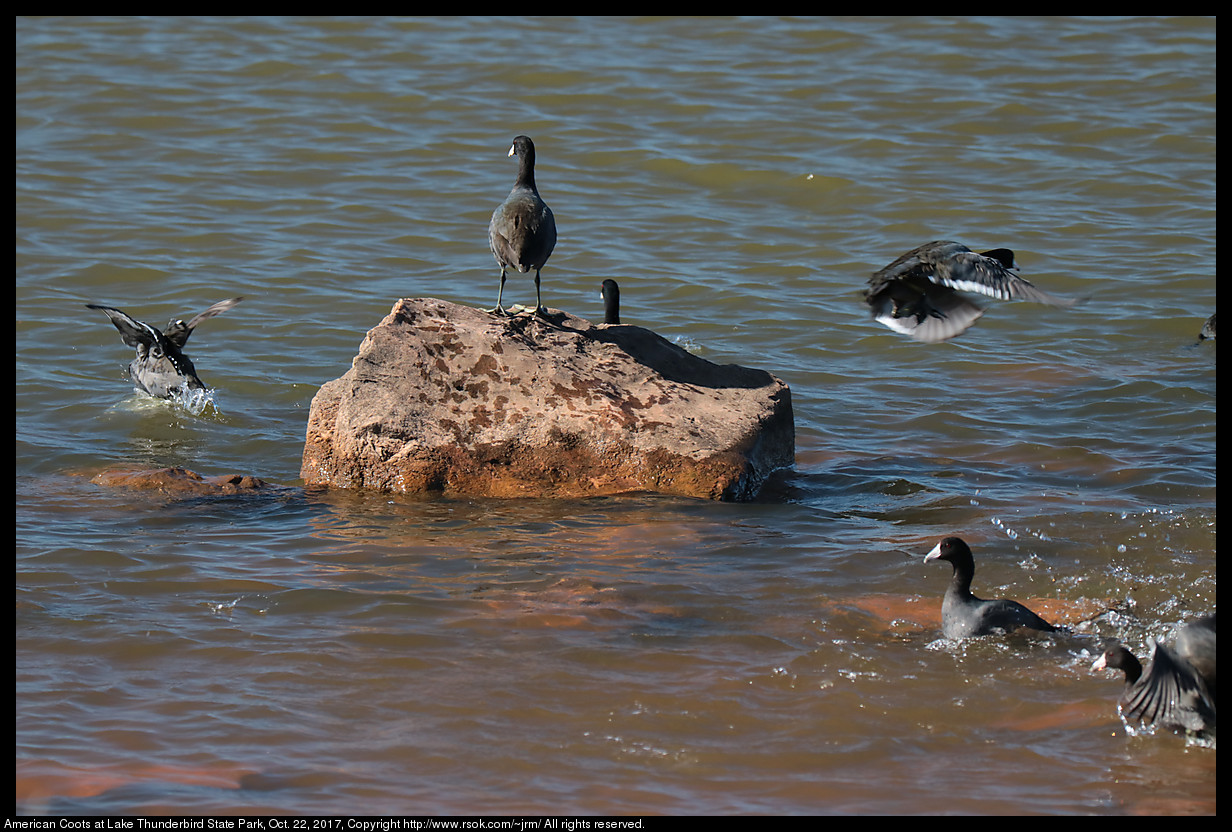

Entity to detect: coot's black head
[601,279,621,324]
[509,135,536,160]
[507,135,540,192]
[923,536,975,571]
[980,248,1017,270]
[1092,643,1143,684]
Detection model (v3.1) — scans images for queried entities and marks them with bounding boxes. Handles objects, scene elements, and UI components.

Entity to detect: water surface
[16,16,1215,815]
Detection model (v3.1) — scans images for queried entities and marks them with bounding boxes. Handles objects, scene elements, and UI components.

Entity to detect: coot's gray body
[488,135,556,317]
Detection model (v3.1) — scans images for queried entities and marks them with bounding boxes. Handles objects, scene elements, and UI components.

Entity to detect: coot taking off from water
[601,279,621,324]
[86,297,243,398]
[1092,614,1216,740]
[1173,612,1217,701]
[923,537,1058,639]
[865,240,1078,342]
[1199,312,1216,340]
[488,135,557,317]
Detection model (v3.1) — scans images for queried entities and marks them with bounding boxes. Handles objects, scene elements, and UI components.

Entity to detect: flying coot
[86,298,243,399]
[488,135,557,318]
[923,536,1058,639]
[865,240,1077,342]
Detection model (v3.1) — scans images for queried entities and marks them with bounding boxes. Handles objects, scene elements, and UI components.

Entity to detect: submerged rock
[92,467,269,495]
[301,298,794,500]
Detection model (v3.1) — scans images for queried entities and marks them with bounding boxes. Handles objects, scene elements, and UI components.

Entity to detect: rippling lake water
[16,16,1215,815]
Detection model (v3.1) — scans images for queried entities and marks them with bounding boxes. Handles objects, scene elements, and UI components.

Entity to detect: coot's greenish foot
[488,135,556,318]
[1092,615,1216,741]
[86,297,243,399]
[866,240,1077,343]
[505,303,549,318]
[923,536,1058,640]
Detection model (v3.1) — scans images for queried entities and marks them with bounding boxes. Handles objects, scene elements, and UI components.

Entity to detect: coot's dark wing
[931,246,1076,306]
[1120,641,1216,735]
[86,304,160,350]
[164,297,243,348]
[489,190,555,274]
[866,272,985,343]
[969,598,1057,637]
[1172,613,1216,701]
[1199,312,1216,340]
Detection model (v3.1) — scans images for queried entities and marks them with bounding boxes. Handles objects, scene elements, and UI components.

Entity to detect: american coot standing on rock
[1092,613,1216,740]
[86,297,243,399]
[488,135,557,318]
[866,240,1078,342]
[601,279,620,324]
[924,536,1058,639]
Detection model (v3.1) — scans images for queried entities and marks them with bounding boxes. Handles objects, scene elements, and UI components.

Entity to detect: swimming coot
[601,279,621,324]
[924,536,1058,639]
[488,135,557,317]
[86,297,243,398]
[865,240,1077,342]
[1092,614,1216,740]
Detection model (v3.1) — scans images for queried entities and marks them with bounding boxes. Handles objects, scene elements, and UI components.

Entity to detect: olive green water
[17,17,1215,815]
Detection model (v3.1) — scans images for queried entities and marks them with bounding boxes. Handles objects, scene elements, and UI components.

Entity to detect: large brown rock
[300,298,794,500]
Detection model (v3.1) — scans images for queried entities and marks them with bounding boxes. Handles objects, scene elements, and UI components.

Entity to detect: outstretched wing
[866,275,987,343]
[925,243,1076,307]
[86,304,159,350]
[1120,641,1216,734]
[164,297,243,347]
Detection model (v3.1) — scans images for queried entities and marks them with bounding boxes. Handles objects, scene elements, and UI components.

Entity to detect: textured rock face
[300,298,794,501]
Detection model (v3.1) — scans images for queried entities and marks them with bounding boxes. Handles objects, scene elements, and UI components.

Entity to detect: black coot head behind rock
[601,279,621,324]
[86,297,243,399]
[923,536,1058,639]
[1092,613,1216,741]
[865,240,1078,342]
[488,135,557,318]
